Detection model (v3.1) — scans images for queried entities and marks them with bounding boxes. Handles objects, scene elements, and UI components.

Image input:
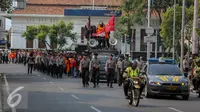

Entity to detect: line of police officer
[79,52,133,88]
[27,52,66,79]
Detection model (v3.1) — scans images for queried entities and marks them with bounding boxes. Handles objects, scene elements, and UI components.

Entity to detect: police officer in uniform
[80,52,90,87]
[105,54,116,88]
[121,54,131,81]
[90,53,101,88]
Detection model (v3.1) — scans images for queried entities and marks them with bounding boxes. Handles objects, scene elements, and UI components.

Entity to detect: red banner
[105,16,115,33]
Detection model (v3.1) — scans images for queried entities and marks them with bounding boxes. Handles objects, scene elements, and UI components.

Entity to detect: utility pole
[125,34,127,53]
[147,0,151,59]
[192,0,198,55]
[155,29,158,58]
[180,0,185,72]
[92,0,95,9]
[192,0,199,78]
[173,0,176,60]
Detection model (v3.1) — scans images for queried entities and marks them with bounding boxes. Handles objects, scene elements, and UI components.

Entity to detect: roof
[13,0,120,15]
[26,0,121,6]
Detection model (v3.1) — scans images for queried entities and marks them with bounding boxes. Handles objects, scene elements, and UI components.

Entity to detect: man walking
[90,53,101,88]
[80,53,90,87]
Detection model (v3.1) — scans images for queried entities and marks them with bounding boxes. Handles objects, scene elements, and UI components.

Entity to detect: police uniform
[90,53,101,87]
[80,53,90,87]
[105,54,116,88]
[58,54,65,78]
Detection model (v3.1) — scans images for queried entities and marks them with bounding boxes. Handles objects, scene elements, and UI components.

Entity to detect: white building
[0,0,162,58]
[0,11,7,49]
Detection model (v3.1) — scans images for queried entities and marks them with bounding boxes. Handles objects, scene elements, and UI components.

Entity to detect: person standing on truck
[90,53,101,88]
[105,54,116,88]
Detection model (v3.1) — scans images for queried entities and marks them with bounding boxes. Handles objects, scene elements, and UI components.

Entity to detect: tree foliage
[116,0,146,38]
[22,26,38,40]
[22,20,76,49]
[160,5,194,55]
[0,0,12,12]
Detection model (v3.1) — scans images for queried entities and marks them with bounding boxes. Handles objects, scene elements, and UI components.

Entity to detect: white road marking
[58,87,64,91]
[38,75,41,76]
[168,107,183,112]
[71,95,79,100]
[50,81,54,84]
[43,78,46,80]
[90,106,102,112]
[3,74,16,112]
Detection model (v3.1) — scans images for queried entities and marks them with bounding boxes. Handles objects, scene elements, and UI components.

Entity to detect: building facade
[0,0,162,58]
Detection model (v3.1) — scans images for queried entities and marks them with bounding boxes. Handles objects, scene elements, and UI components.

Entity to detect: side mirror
[184,72,188,78]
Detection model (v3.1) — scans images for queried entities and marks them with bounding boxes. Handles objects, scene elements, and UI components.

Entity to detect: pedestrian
[80,52,90,87]
[27,52,35,74]
[90,53,101,88]
[105,54,116,88]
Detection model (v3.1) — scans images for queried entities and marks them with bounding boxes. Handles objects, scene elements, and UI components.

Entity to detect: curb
[0,74,3,112]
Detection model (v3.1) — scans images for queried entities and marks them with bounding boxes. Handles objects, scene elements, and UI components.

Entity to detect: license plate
[167,86,177,90]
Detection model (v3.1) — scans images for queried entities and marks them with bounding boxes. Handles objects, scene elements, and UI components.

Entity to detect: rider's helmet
[131,60,137,68]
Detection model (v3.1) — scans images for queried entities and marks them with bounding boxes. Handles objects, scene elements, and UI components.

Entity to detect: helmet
[132,60,137,65]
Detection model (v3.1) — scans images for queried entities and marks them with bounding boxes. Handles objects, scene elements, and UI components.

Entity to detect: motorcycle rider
[123,60,144,99]
[192,59,200,90]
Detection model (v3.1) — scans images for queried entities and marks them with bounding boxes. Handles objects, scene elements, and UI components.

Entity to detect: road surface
[0,64,200,112]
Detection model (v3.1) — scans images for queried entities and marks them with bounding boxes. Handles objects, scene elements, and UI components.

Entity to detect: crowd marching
[0,49,81,78]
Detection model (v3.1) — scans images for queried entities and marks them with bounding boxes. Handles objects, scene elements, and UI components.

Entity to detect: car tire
[182,95,189,100]
[144,84,151,98]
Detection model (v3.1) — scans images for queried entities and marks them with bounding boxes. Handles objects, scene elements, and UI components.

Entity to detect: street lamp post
[180,0,185,72]
[192,0,198,55]
[172,0,176,60]
[147,0,151,59]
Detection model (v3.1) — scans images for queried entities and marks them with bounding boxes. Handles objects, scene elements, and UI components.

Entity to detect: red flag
[105,16,115,33]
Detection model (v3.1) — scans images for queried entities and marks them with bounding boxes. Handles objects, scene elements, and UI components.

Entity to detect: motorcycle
[127,77,141,107]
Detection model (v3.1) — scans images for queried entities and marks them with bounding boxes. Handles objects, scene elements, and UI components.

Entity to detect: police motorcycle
[123,73,144,107]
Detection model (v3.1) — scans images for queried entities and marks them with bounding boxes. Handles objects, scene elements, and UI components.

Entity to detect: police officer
[121,54,131,81]
[80,52,90,87]
[192,59,200,90]
[105,54,116,88]
[90,53,101,88]
[58,53,65,78]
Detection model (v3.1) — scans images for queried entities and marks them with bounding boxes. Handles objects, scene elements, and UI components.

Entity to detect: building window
[25,26,33,48]
[0,19,2,27]
[38,41,46,48]
[14,0,26,9]
[140,29,147,51]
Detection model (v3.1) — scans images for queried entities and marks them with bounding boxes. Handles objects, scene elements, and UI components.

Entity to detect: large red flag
[105,16,115,33]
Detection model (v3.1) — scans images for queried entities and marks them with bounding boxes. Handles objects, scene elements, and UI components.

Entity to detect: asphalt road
[0,64,200,112]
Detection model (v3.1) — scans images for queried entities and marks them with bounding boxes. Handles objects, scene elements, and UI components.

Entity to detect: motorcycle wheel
[128,88,133,105]
[132,88,140,107]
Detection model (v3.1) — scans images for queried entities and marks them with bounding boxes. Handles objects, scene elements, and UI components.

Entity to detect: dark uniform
[105,54,116,88]
[90,53,101,88]
[80,53,90,87]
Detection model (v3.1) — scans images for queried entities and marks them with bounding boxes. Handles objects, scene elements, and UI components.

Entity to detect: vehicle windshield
[148,64,182,76]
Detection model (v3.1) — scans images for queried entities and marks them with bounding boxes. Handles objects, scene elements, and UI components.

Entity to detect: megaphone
[88,39,97,47]
[109,37,117,45]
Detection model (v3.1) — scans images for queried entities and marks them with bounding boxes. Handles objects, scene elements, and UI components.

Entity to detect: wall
[11,16,112,49]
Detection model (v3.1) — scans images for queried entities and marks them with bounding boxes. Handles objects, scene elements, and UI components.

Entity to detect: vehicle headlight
[133,81,138,84]
[149,80,161,85]
[182,82,189,86]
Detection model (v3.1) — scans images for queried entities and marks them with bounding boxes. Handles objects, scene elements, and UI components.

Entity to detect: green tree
[0,0,12,12]
[160,5,194,56]
[22,26,38,41]
[49,20,76,49]
[37,24,50,49]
